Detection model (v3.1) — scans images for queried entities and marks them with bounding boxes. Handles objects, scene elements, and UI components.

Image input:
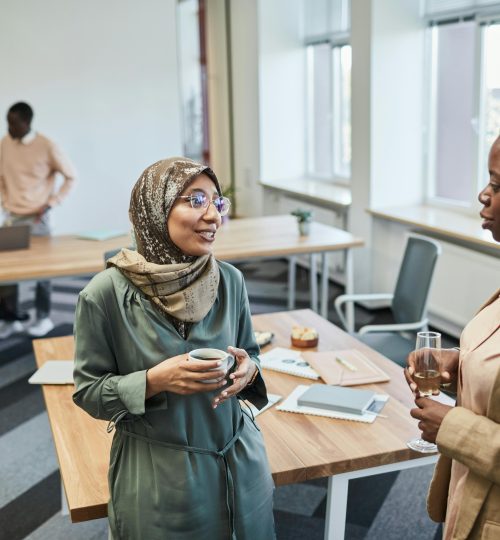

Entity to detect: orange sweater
[0,132,76,215]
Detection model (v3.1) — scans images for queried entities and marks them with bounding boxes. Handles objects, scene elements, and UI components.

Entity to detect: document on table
[303,350,390,386]
[77,229,126,241]
[28,361,74,385]
[240,393,282,417]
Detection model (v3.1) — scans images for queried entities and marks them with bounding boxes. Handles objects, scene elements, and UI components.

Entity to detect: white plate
[254,331,274,347]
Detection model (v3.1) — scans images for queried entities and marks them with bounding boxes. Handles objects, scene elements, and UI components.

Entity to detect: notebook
[28,361,74,385]
[77,229,126,241]
[297,384,375,415]
[277,385,389,424]
[303,349,390,386]
[0,224,30,251]
[259,347,320,380]
[239,393,282,417]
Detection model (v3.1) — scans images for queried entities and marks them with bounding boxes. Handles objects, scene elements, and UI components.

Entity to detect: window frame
[424,14,500,214]
[305,39,352,186]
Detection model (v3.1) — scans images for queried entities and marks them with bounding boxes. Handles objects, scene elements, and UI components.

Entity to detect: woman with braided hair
[73,158,275,540]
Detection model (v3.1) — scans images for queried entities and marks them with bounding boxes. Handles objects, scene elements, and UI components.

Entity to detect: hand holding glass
[407,331,441,453]
[414,337,441,396]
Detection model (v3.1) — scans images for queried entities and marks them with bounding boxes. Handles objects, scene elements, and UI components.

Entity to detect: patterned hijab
[107,157,221,328]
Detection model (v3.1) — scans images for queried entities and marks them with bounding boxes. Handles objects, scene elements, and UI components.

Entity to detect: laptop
[0,224,31,251]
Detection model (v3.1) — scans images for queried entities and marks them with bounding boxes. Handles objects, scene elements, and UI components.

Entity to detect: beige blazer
[427,289,500,540]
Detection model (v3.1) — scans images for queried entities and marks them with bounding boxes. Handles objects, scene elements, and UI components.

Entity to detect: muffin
[291,326,319,348]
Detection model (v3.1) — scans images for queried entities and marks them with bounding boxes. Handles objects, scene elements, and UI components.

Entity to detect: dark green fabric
[73,262,275,540]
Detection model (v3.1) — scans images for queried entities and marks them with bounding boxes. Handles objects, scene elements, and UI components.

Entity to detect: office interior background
[0,0,499,539]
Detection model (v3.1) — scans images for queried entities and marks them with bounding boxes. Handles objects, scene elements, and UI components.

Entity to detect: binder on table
[28,360,74,385]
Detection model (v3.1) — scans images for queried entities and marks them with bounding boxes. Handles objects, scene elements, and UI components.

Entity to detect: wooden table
[33,309,439,539]
[0,215,363,325]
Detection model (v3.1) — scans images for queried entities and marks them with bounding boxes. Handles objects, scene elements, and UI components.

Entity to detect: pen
[364,411,388,419]
[336,357,358,372]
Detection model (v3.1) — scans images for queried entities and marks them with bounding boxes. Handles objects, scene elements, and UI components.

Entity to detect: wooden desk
[33,309,435,539]
[0,215,363,324]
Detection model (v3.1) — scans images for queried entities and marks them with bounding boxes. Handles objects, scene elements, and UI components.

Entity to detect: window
[177,0,210,163]
[481,23,500,178]
[306,43,333,178]
[304,0,351,182]
[425,3,500,209]
[333,45,351,178]
[428,21,478,205]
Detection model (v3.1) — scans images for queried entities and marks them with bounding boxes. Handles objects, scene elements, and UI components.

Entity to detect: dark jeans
[0,281,51,321]
[0,211,52,321]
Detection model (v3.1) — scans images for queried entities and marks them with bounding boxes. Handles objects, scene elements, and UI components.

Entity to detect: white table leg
[324,475,348,540]
[310,253,318,312]
[320,253,328,319]
[344,248,354,332]
[288,256,296,310]
[61,480,69,516]
[323,456,438,540]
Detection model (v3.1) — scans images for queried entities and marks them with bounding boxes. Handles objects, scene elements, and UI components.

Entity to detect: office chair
[103,247,128,266]
[334,233,442,367]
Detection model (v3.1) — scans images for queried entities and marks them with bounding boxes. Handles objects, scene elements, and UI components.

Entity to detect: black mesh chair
[335,234,442,367]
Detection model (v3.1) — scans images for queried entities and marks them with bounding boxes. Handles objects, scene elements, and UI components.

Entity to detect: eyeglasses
[177,193,231,217]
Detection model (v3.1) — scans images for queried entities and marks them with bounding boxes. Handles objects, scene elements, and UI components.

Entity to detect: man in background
[0,102,76,338]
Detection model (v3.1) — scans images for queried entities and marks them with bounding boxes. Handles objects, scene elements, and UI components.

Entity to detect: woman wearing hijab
[73,158,275,540]
[405,135,500,539]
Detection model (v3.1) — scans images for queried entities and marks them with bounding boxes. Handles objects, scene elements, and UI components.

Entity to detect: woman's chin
[183,245,214,257]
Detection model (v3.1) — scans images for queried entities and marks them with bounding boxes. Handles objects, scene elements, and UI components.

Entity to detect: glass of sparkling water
[407,331,441,453]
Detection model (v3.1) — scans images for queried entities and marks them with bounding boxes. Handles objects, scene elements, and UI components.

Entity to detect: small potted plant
[220,184,235,224]
[291,208,313,236]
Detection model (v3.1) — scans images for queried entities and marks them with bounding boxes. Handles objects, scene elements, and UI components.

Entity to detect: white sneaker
[27,318,55,337]
[0,320,24,339]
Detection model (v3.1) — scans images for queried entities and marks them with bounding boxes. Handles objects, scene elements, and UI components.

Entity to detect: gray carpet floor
[0,260,452,539]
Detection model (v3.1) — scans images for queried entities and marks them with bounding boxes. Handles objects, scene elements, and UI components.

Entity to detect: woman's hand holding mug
[146,354,227,398]
[212,346,258,408]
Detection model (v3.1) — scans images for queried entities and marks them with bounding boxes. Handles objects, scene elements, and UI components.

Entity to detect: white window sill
[368,205,498,250]
[260,177,351,211]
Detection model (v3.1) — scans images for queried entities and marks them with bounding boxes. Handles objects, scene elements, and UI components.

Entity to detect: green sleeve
[235,275,269,409]
[72,292,148,422]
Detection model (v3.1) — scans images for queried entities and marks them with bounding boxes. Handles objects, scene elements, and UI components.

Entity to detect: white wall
[0,0,182,234]
[206,0,232,190]
[229,0,263,217]
[370,0,425,209]
[258,0,305,181]
[349,0,425,292]
[349,0,374,292]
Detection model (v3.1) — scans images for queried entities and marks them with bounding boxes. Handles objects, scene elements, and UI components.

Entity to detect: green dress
[73,262,275,540]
